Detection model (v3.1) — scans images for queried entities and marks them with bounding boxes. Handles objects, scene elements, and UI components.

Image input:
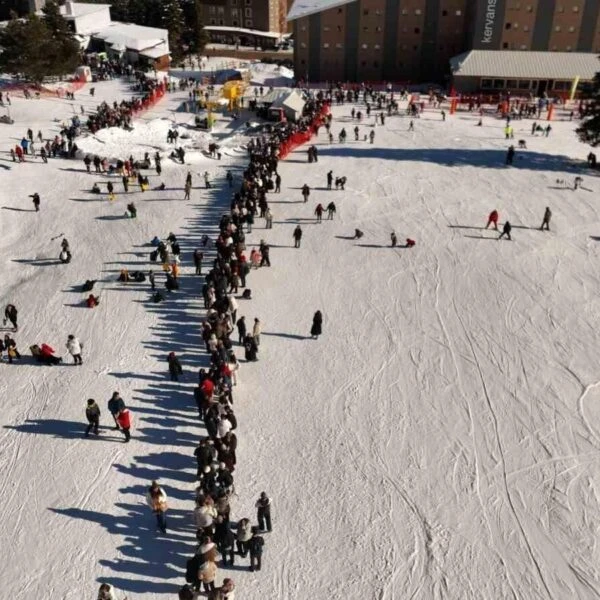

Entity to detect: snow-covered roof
[287,0,357,21]
[203,25,289,40]
[281,90,306,114]
[93,22,169,54]
[450,50,600,80]
[60,2,111,18]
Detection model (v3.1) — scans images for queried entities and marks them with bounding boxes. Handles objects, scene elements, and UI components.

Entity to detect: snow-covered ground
[1,65,600,600]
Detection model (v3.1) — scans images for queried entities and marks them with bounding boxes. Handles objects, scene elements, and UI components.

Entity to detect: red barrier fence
[279,103,330,160]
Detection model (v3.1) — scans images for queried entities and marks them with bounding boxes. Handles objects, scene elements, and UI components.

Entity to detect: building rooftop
[203,25,288,40]
[287,0,357,21]
[93,21,168,54]
[450,50,600,80]
[59,2,111,19]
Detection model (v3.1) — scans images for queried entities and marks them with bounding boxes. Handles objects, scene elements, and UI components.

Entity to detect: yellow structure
[221,75,250,110]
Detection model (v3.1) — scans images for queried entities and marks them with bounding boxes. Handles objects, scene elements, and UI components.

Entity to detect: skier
[108,391,125,430]
[301,183,310,203]
[391,231,398,247]
[326,202,336,220]
[116,407,132,442]
[147,480,168,534]
[30,193,40,211]
[498,221,512,241]
[85,398,100,437]
[168,351,183,381]
[310,310,322,339]
[248,527,265,572]
[369,130,375,144]
[315,203,324,223]
[4,304,18,331]
[293,225,303,248]
[66,334,83,365]
[485,209,499,230]
[327,170,333,190]
[255,491,272,532]
[540,206,552,231]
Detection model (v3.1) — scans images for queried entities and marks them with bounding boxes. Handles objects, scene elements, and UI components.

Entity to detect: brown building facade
[199,0,289,33]
[290,0,600,83]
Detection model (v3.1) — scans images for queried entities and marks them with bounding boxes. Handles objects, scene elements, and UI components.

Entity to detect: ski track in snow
[2,68,600,598]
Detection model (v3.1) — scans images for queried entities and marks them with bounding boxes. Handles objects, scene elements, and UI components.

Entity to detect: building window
[232,20,238,26]
[557,5,564,12]
[573,5,579,11]
[506,79,518,88]
[566,45,572,50]
[338,7,342,13]
[362,43,368,48]
[374,43,380,49]
[363,26,369,31]
[552,45,558,50]
[232,0,237,4]
[375,9,382,15]
[493,79,505,88]
[231,8,239,16]
[505,22,511,29]
[245,19,253,27]
[363,9,369,15]
[208,6,216,14]
[300,25,306,31]
[503,42,509,48]
[439,44,444,50]
[414,27,420,33]
[401,43,408,49]
[335,43,343,48]
[523,25,529,31]
[456,9,462,15]
[481,78,493,88]
[210,18,216,25]
[373,60,379,67]
[361,60,366,66]
[245,7,252,17]
[526,5,532,11]
[442,9,448,16]
[323,25,330,31]
[518,79,530,88]
[555,25,561,31]
[554,80,570,89]
[217,6,224,15]
[514,2,521,7]
[323,43,329,48]
[244,0,251,4]
[413,44,418,50]
[520,44,527,49]
[337,25,342,31]
[513,22,519,28]
[401,8,408,15]
[300,42,306,48]
[415,8,422,14]
[402,26,408,32]
[300,59,305,64]
[375,26,382,32]
[569,26,575,32]
[218,19,224,25]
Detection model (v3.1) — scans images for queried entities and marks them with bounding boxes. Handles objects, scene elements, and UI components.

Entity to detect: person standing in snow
[252,318,262,346]
[4,304,18,331]
[540,207,552,231]
[327,170,333,190]
[108,391,125,430]
[147,480,168,534]
[85,399,101,437]
[485,209,499,230]
[236,316,246,345]
[168,352,183,381]
[255,491,272,532]
[184,180,192,200]
[204,171,211,188]
[326,202,336,220]
[194,249,204,275]
[498,221,512,241]
[97,583,119,600]
[315,203,324,223]
[310,311,322,339]
[293,225,303,248]
[116,407,132,442]
[369,129,375,144]
[66,334,83,365]
[301,183,310,203]
[30,193,40,212]
[248,527,265,571]
[149,270,156,290]
[391,231,398,247]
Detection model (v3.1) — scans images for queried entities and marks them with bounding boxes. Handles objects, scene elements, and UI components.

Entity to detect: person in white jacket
[217,415,232,439]
[66,334,83,365]
[146,480,168,534]
[252,318,261,346]
[227,295,238,324]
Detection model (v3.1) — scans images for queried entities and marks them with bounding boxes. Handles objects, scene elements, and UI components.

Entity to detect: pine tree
[41,1,81,77]
[192,0,209,55]
[577,72,600,146]
[162,0,185,62]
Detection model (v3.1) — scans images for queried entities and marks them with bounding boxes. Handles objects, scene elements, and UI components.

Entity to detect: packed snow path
[1,73,600,599]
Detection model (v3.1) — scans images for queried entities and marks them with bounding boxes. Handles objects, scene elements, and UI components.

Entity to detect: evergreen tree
[41,1,81,77]
[162,0,185,62]
[577,72,600,146]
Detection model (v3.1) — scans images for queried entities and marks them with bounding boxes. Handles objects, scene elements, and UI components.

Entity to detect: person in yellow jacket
[146,480,168,534]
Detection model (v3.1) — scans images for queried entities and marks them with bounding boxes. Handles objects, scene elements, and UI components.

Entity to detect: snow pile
[250,63,294,87]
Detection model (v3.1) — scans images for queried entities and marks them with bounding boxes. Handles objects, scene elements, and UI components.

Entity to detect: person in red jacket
[39,343,61,365]
[86,294,99,308]
[485,209,499,230]
[116,408,132,442]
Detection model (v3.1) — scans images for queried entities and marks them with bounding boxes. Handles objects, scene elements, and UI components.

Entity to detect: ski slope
[1,70,600,600]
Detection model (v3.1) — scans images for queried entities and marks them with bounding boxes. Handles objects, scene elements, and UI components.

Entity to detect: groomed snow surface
[1,71,600,600]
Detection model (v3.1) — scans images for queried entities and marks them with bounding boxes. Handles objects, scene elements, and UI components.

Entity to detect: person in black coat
[4,304,18,330]
[236,316,246,344]
[498,221,512,241]
[255,491,272,532]
[244,334,258,361]
[214,515,236,566]
[85,399,101,437]
[168,352,183,381]
[248,527,265,571]
[310,310,322,339]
